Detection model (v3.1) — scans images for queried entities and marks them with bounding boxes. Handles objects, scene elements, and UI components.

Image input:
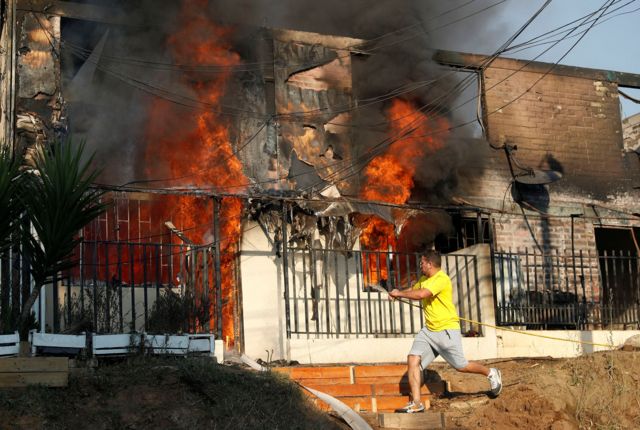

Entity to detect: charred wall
[231,28,363,196]
[436,51,640,255]
[13,9,64,165]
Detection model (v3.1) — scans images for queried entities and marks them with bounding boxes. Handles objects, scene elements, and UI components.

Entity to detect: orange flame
[359,99,447,286]
[143,0,245,345]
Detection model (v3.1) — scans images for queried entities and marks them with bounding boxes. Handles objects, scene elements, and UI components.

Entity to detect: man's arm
[389,287,433,301]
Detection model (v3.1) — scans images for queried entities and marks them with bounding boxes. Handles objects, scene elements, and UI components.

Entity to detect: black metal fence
[494,249,640,329]
[1,240,224,336]
[283,248,482,338]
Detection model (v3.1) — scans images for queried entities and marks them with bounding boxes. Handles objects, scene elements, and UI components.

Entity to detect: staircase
[274,364,446,414]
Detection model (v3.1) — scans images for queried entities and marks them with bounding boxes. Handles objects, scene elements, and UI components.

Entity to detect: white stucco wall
[240,227,639,364]
[240,221,286,360]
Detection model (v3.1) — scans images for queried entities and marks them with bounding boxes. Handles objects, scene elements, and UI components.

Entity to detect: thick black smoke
[65,0,505,199]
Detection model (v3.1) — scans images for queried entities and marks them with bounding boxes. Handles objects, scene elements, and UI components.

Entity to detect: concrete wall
[240,221,287,360]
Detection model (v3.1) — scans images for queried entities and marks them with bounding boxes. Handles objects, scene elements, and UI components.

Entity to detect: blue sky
[473,0,639,117]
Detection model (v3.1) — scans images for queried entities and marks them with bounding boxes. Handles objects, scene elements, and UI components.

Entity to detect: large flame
[359,99,446,286]
[143,0,246,345]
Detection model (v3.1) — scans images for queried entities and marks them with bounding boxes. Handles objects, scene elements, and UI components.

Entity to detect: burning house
[1,1,640,363]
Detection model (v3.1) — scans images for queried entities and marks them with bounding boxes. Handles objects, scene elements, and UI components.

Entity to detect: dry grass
[565,351,640,430]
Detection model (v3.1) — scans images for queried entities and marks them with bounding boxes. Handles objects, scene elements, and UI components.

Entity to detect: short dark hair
[421,250,441,268]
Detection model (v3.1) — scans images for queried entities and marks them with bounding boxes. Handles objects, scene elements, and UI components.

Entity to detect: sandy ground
[425,350,640,429]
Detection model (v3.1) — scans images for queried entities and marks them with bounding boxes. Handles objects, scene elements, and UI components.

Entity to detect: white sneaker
[395,401,425,413]
[488,368,502,397]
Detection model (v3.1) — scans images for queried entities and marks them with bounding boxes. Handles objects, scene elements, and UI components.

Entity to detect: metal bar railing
[26,240,226,335]
[494,249,640,328]
[284,249,480,338]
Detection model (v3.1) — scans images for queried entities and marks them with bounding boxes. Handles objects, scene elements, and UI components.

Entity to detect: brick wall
[492,213,596,253]
[479,66,639,200]
[450,56,640,257]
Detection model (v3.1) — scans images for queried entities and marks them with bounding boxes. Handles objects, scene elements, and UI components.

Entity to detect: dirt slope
[430,350,640,429]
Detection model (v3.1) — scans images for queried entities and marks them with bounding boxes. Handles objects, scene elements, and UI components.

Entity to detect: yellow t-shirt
[412,270,460,331]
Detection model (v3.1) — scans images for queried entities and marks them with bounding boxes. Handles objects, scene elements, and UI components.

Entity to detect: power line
[120,119,270,188]
[301,0,622,195]
[85,1,633,194]
[297,0,561,192]
[91,183,640,222]
[503,0,638,55]
[60,0,489,75]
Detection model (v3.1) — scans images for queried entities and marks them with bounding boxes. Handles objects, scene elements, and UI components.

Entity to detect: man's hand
[389,289,400,301]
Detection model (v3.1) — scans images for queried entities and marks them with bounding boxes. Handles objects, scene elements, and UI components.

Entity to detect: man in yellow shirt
[389,250,502,413]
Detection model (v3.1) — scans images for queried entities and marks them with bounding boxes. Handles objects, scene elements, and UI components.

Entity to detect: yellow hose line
[457,316,616,349]
[381,288,619,349]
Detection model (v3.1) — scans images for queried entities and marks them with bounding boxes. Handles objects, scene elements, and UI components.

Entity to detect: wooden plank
[378,411,445,429]
[0,372,68,388]
[355,376,407,384]
[301,381,445,397]
[353,365,407,378]
[277,366,351,380]
[303,383,372,397]
[321,396,373,412]
[374,381,446,396]
[295,377,352,385]
[375,396,413,411]
[0,345,20,357]
[30,332,86,349]
[0,357,68,373]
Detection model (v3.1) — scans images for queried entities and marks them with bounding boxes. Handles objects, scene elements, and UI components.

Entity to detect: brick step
[275,364,447,413]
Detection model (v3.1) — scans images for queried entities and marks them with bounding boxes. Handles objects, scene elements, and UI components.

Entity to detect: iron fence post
[281,202,291,338]
[213,197,223,340]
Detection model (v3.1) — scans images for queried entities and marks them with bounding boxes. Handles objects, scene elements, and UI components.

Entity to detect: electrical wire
[34,1,636,207]
[120,119,270,188]
[304,0,620,191]
[503,0,638,55]
[58,0,488,75]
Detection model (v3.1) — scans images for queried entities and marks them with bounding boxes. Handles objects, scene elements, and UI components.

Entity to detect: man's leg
[457,362,502,396]
[397,328,435,412]
[439,330,503,397]
[407,354,424,406]
[456,361,489,376]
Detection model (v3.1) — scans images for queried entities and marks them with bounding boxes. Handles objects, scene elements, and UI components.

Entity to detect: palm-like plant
[17,141,109,335]
[0,146,22,333]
